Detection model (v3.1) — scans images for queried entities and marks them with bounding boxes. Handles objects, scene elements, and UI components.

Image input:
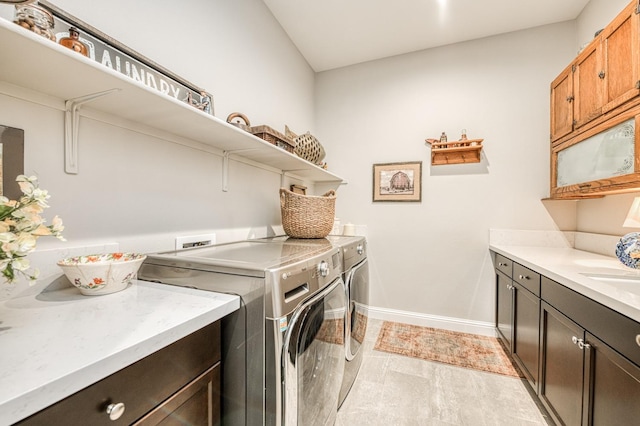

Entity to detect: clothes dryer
[139,238,346,426]
[325,235,369,407]
[254,235,370,407]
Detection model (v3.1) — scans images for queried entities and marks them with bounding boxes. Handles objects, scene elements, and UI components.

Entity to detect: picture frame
[372,161,422,202]
[38,1,213,115]
[0,125,25,201]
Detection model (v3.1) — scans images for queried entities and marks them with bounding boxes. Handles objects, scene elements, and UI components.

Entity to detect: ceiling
[263,0,590,72]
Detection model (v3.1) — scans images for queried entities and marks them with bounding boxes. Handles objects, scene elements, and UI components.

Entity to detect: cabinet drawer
[541,277,640,367]
[513,263,540,296]
[18,321,221,426]
[494,253,513,278]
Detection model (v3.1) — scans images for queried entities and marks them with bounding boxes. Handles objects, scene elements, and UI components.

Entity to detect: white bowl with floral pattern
[57,252,146,296]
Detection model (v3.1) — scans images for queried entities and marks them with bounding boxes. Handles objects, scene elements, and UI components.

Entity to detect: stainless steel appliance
[138,239,346,426]
[326,236,369,407]
[254,235,370,407]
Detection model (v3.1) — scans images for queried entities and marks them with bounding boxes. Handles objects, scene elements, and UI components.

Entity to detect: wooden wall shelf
[426,139,484,165]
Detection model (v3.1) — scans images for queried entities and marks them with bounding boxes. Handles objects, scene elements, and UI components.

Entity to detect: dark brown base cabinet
[539,302,585,425]
[493,251,640,426]
[494,254,541,390]
[496,270,513,349]
[16,321,222,426]
[512,281,540,388]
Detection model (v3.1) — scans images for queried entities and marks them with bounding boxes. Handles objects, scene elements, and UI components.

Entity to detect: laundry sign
[38,1,213,115]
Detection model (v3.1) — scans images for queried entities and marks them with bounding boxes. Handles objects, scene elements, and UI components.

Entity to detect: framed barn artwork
[372,161,422,202]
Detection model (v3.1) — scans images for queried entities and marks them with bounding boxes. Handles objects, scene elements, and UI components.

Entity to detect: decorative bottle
[59,27,89,57]
[439,132,447,147]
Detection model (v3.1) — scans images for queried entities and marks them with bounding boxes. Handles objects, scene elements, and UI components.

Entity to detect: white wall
[574,0,640,237]
[315,23,577,324]
[0,0,316,298]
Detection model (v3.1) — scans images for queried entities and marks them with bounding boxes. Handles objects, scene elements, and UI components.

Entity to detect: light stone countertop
[490,244,640,323]
[0,280,240,425]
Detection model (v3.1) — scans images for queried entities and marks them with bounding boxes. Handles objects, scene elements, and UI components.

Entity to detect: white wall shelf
[0,18,344,186]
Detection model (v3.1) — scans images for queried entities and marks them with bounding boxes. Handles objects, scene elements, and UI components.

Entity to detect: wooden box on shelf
[250,125,296,154]
[426,139,483,165]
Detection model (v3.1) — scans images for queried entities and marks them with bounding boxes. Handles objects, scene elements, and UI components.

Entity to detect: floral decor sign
[0,175,65,283]
[372,161,422,202]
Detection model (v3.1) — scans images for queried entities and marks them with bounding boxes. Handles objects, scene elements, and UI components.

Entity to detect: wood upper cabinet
[602,1,640,113]
[573,41,604,129]
[551,65,574,141]
[550,1,640,146]
[551,107,640,199]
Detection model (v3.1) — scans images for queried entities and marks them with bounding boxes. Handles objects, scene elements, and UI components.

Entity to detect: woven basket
[280,188,336,239]
[285,126,326,165]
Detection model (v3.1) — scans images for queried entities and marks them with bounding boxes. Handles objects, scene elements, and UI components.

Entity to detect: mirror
[0,125,25,200]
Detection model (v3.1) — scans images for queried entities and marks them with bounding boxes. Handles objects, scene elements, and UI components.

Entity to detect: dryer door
[347,258,369,361]
[283,278,346,426]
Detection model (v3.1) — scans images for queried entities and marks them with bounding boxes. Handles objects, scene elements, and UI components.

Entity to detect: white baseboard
[368,306,496,337]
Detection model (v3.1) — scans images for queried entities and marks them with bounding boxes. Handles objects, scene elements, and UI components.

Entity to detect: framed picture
[0,125,25,200]
[372,161,422,202]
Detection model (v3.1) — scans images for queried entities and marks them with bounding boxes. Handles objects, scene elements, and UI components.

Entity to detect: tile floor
[335,319,551,426]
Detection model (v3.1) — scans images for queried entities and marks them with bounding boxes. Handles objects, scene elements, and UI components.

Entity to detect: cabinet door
[602,1,640,113]
[583,333,640,426]
[574,41,604,128]
[539,302,585,426]
[134,364,220,426]
[512,283,540,390]
[551,65,575,142]
[496,271,513,350]
[551,111,638,199]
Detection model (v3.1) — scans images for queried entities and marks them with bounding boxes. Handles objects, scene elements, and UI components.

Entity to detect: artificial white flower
[12,257,30,271]
[1,175,64,283]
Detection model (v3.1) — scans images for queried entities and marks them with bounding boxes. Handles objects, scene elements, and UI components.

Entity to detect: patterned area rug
[374,321,523,378]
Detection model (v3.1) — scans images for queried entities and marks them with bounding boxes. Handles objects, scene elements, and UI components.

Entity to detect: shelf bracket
[64,89,120,174]
[222,151,231,192]
[221,148,263,192]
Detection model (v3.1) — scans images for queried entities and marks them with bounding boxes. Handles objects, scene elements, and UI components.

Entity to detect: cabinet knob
[518,274,530,280]
[598,70,606,79]
[106,402,126,421]
[572,336,590,350]
[636,335,640,347]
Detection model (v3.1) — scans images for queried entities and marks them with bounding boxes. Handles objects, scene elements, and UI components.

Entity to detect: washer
[326,236,369,407]
[254,235,370,407]
[138,239,346,426]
